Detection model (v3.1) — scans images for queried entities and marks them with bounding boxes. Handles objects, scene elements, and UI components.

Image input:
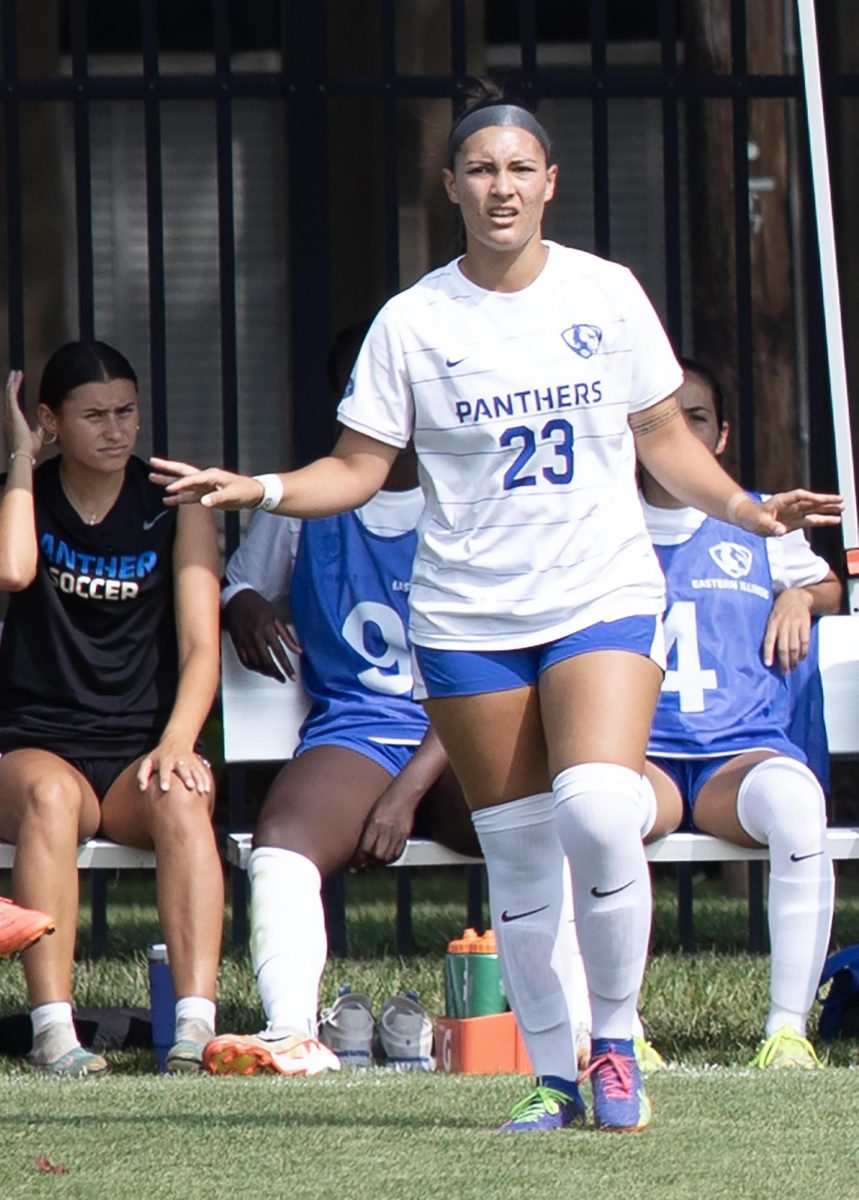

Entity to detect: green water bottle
[444,928,507,1017]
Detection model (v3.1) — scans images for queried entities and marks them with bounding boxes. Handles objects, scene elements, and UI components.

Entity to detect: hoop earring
[41,430,58,446]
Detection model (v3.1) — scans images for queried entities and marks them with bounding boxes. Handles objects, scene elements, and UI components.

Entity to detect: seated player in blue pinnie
[641,359,841,1069]
[203,327,478,1078]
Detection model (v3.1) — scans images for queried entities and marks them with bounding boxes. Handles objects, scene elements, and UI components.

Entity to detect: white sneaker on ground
[376,993,435,1071]
[318,988,375,1068]
[167,1018,215,1075]
[203,1027,341,1077]
[29,1022,109,1078]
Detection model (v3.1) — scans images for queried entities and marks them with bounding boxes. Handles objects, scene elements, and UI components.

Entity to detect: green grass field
[0,867,858,1199]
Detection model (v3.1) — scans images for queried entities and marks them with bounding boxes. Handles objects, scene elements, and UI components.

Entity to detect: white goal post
[796,0,859,611]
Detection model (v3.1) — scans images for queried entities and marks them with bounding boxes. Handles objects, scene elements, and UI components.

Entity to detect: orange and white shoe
[0,897,55,958]
[203,1028,341,1077]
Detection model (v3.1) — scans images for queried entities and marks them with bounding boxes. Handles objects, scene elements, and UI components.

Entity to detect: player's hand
[149,456,266,510]
[4,370,44,463]
[224,590,300,682]
[731,489,843,537]
[350,792,416,870]
[762,588,814,673]
[137,735,212,795]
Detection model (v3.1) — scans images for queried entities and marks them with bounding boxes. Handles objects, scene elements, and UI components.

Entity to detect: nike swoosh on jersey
[142,510,170,531]
[500,903,549,923]
[445,356,467,368]
[590,880,635,898]
[790,850,824,862]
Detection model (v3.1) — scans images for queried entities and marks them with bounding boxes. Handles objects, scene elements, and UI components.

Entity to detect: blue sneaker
[581,1038,651,1132]
[497,1084,586,1133]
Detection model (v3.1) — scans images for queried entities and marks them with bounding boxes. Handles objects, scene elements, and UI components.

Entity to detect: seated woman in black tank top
[0,343,222,1076]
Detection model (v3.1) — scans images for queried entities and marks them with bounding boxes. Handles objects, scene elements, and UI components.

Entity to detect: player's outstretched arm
[633,396,843,536]
[150,428,398,517]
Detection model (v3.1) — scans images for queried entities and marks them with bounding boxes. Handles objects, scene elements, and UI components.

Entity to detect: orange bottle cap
[447,927,497,953]
[471,929,497,953]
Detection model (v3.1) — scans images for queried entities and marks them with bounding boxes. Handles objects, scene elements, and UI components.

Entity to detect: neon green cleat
[748,1026,821,1070]
[497,1084,586,1133]
[634,1036,667,1074]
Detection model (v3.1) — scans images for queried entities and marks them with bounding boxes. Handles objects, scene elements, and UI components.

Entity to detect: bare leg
[412,766,481,857]
[692,750,777,845]
[100,760,222,1002]
[423,684,549,810]
[255,745,396,872]
[0,751,100,1007]
[244,746,408,1043]
[426,686,582,1087]
[643,762,684,841]
[427,650,665,1129]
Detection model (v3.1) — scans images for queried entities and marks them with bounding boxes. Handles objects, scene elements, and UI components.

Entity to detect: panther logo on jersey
[708,541,753,579]
[561,323,602,358]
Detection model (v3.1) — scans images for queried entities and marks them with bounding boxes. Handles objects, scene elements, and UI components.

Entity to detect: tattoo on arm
[629,399,681,439]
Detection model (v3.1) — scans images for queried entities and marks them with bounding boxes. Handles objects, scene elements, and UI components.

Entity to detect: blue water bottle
[147,942,175,1073]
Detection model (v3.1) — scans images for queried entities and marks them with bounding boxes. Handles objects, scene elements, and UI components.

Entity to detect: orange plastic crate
[435,1011,533,1075]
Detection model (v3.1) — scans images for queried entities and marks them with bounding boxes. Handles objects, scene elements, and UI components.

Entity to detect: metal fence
[2,3,858,513]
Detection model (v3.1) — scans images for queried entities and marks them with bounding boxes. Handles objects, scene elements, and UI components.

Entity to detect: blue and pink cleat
[580,1037,651,1132]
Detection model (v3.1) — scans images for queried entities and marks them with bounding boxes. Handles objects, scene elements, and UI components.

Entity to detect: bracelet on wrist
[8,450,35,468]
[252,473,284,512]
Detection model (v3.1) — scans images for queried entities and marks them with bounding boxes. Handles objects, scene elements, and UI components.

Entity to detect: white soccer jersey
[338,242,683,649]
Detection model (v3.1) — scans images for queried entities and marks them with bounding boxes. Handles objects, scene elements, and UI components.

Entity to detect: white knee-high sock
[559,775,656,1048]
[553,763,652,1040]
[736,757,834,1037]
[557,857,592,1053]
[249,847,327,1036]
[471,793,581,1081]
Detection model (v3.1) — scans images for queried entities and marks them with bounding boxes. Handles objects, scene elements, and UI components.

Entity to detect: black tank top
[0,455,179,757]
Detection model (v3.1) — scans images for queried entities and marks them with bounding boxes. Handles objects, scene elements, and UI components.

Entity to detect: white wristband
[252,473,284,512]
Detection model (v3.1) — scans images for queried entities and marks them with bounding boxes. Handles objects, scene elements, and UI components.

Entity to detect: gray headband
[448,104,551,160]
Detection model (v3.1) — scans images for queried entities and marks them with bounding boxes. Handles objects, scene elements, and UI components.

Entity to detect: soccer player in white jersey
[151,82,842,1132]
[641,360,840,1069]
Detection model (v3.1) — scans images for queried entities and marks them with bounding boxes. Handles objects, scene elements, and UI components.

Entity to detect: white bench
[221,615,859,953]
[0,839,156,959]
[225,827,859,872]
[0,841,155,872]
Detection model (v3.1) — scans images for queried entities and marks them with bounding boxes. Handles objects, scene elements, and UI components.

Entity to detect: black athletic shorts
[0,742,207,802]
[63,755,132,802]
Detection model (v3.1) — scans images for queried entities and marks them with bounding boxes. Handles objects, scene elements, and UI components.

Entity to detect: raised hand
[4,370,44,463]
[149,456,265,510]
[730,489,843,537]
